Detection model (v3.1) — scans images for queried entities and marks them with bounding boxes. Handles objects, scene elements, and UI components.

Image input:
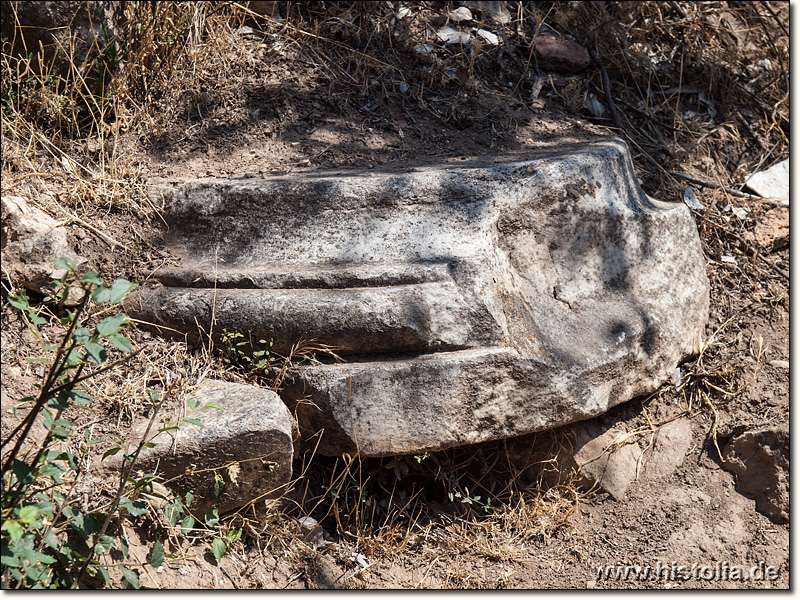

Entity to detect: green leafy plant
[218,329,327,390]
[0,258,174,589]
[219,330,280,377]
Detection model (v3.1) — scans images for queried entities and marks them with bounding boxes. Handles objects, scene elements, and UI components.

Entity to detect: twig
[736,112,768,152]
[669,1,687,18]
[586,47,626,137]
[758,0,788,39]
[0,172,51,193]
[667,171,758,199]
[53,201,126,250]
[613,94,681,132]
[414,557,439,589]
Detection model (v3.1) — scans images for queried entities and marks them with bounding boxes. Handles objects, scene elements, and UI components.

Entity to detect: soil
[0,1,789,590]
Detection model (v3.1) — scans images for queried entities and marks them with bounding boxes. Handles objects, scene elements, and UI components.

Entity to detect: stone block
[111,381,297,515]
[126,137,709,456]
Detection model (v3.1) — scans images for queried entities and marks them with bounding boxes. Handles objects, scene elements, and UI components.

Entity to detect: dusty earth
[1,1,790,589]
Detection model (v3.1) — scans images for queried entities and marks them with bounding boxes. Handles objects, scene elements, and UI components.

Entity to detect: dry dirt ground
[0,1,790,589]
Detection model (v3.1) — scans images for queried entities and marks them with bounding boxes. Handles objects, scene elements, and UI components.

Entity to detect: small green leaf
[65,347,82,365]
[47,391,71,411]
[212,538,226,561]
[204,509,219,528]
[18,505,41,525]
[184,491,194,507]
[227,528,242,543]
[53,451,79,470]
[70,511,93,540]
[118,497,148,517]
[52,257,77,271]
[7,293,29,311]
[163,498,184,526]
[40,462,65,483]
[119,566,140,589]
[46,418,74,439]
[97,314,128,336]
[1,544,21,568]
[213,474,226,497]
[120,536,130,560]
[91,285,109,303]
[42,530,62,553]
[11,460,35,487]
[4,520,24,543]
[74,327,92,344]
[94,279,136,304]
[181,417,204,428]
[96,566,111,587]
[94,535,116,555]
[146,540,165,568]
[71,390,91,406]
[84,341,107,364]
[108,333,132,352]
[30,313,47,326]
[202,402,222,410]
[81,271,103,285]
[180,515,195,534]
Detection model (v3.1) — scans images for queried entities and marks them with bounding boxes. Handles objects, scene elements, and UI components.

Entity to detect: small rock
[1,195,87,297]
[534,32,590,74]
[722,423,788,523]
[569,423,640,500]
[769,359,789,370]
[683,187,704,211]
[448,7,473,22]
[296,516,331,546]
[107,381,297,515]
[752,206,789,252]
[476,29,500,45]
[744,159,788,200]
[642,419,693,480]
[437,25,470,45]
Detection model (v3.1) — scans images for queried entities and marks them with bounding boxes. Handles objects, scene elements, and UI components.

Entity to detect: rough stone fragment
[569,424,640,500]
[507,417,692,495]
[641,418,693,480]
[744,159,788,200]
[110,381,297,515]
[448,7,473,22]
[534,32,591,74]
[1,195,87,296]
[722,423,789,524]
[126,137,709,457]
[437,25,470,45]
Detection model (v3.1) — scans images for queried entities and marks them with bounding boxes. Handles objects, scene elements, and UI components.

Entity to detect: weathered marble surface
[107,381,297,514]
[127,137,709,456]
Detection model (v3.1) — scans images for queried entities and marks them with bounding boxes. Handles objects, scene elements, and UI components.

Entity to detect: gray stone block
[126,137,709,456]
[115,381,297,515]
